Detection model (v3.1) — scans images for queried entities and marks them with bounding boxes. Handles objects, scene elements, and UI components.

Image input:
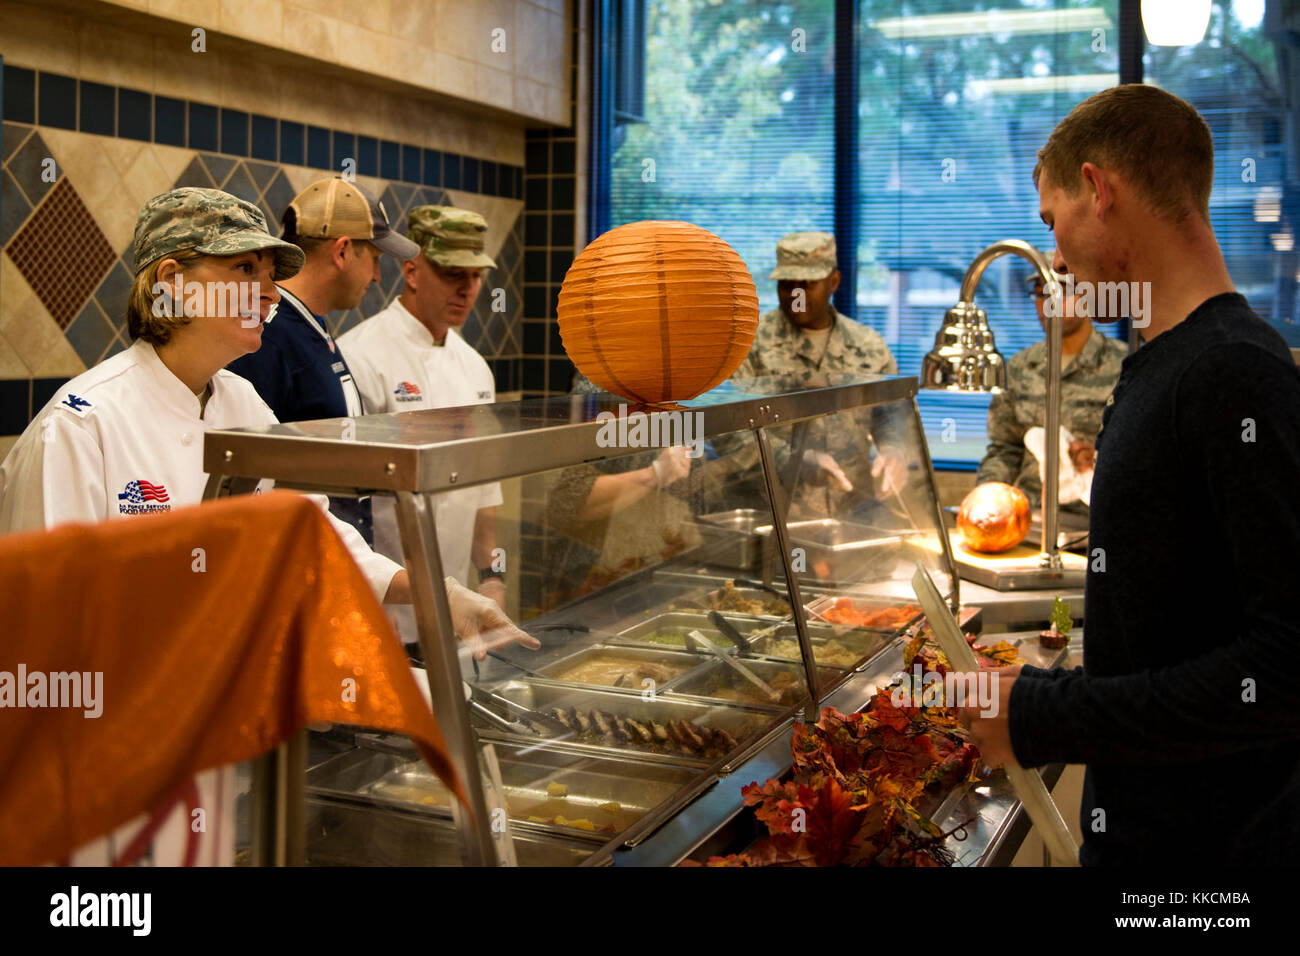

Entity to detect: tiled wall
[11,0,572,127]
[0,61,527,452]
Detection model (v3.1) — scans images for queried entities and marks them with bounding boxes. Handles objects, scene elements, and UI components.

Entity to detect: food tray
[307,743,698,844]
[535,644,706,691]
[484,679,774,764]
[748,622,894,671]
[805,595,924,633]
[668,658,843,710]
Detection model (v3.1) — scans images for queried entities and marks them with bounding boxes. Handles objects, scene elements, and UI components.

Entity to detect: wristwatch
[478,567,505,583]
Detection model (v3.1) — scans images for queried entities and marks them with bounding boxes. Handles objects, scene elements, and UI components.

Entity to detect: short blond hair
[127,249,203,345]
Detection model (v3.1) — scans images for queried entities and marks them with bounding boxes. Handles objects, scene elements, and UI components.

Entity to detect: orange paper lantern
[557,220,760,403]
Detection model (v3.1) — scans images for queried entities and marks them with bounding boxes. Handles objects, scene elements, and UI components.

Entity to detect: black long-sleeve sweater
[1008,293,1300,866]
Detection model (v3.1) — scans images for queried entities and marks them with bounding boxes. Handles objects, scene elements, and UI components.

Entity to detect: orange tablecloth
[0,491,464,866]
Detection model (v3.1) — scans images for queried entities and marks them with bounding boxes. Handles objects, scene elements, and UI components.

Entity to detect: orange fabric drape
[0,491,466,866]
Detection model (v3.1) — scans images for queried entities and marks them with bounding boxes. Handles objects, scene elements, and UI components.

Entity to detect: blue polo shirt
[227,287,373,543]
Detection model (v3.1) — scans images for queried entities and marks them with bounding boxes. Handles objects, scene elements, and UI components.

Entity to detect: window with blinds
[605,1,1293,467]
[610,0,837,312]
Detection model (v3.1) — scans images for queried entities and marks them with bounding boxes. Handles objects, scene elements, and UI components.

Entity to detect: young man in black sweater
[965,84,1300,866]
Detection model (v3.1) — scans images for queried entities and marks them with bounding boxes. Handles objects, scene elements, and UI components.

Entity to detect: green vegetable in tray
[1049,596,1072,637]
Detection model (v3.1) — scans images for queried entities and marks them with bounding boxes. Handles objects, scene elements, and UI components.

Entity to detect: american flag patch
[118,480,170,504]
[395,382,421,396]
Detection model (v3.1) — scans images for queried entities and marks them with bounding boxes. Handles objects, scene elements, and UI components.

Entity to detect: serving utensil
[707,610,755,658]
[910,562,1080,866]
[687,629,782,704]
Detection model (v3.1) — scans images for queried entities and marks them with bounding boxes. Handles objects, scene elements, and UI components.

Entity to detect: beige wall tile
[390,38,435,91]
[220,0,285,48]
[476,63,512,109]
[152,34,223,105]
[101,138,146,179]
[278,68,336,129]
[288,0,339,17]
[150,143,199,187]
[340,0,388,33]
[432,51,476,102]
[218,52,282,115]
[0,3,81,74]
[149,0,220,29]
[478,0,515,72]
[0,264,63,378]
[282,3,339,63]
[390,0,434,43]
[119,146,173,211]
[77,19,156,92]
[515,2,559,86]
[336,22,390,75]
[0,330,31,378]
[95,183,144,252]
[545,84,568,126]
[513,77,548,121]
[32,334,88,378]
[38,128,122,212]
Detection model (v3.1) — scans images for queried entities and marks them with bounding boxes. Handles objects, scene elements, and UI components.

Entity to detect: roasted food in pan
[540,706,742,760]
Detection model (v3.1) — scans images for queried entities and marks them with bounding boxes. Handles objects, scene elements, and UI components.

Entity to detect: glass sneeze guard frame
[202,373,960,865]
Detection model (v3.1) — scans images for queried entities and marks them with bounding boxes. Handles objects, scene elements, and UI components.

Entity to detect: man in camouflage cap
[338,205,506,627]
[975,256,1126,517]
[729,231,907,521]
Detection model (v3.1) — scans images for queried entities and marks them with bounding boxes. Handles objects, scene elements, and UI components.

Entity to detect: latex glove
[870,451,908,498]
[650,445,692,487]
[446,576,540,661]
[477,577,506,611]
[802,449,853,491]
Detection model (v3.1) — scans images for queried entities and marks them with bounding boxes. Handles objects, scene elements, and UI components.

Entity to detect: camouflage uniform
[729,232,904,520]
[133,187,304,279]
[975,325,1126,511]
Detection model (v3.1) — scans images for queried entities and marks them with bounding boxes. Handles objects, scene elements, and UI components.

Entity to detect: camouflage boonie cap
[407,206,497,269]
[769,230,837,281]
[132,187,305,280]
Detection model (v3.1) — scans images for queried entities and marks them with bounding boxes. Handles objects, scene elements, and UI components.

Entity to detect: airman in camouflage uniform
[975,270,1126,514]
[735,231,897,381]
[728,232,907,521]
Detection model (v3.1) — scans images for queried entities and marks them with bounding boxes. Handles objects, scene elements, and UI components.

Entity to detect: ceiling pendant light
[1141,0,1213,47]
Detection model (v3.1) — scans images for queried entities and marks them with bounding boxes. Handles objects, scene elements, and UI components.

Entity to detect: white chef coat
[338,297,503,581]
[338,298,502,641]
[0,338,401,599]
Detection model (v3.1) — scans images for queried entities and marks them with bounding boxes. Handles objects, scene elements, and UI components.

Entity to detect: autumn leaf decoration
[706,694,980,867]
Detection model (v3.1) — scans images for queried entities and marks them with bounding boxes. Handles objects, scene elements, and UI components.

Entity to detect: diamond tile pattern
[7,178,116,329]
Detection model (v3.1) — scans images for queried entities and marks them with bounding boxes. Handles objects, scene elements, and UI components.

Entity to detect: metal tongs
[688,629,782,704]
[910,562,1079,866]
[465,682,571,739]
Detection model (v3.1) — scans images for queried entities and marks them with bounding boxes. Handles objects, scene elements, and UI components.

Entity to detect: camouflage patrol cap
[769,231,837,281]
[132,187,305,279]
[408,206,497,269]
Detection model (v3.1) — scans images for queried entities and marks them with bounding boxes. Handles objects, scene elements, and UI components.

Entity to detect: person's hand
[477,577,506,611]
[446,576,541,660]
[959,665,1021,769]
[802,449,853,491]
[650,445,692,487]
[871,451,908,498]
[1067,440,1095,473]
